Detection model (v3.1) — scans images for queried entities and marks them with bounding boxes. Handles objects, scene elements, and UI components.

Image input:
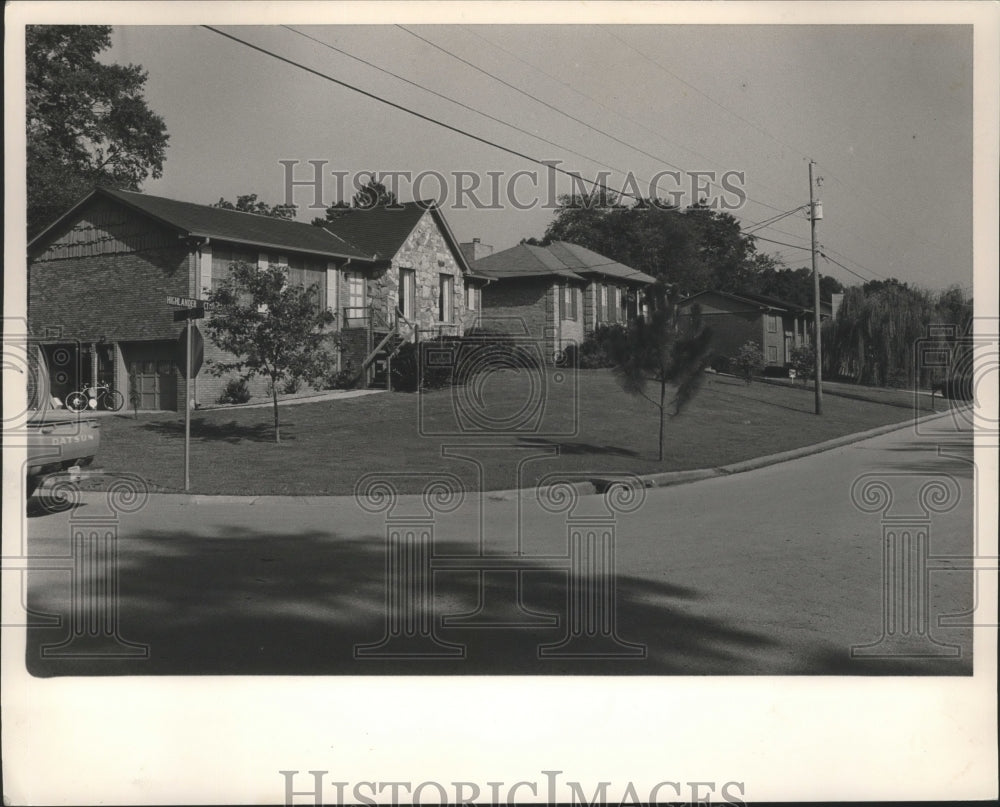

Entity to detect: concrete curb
[604,407,964,492]
[62,409,965,505]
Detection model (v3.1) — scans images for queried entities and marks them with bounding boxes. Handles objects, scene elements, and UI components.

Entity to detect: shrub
[282,376,302,395]
[323,359,356,390]
[730,341,764,384]
[708,354,732,374]
[577,323,628,369]
[218,377,251,404]
[390,332,543,392]
[789,345,815,381]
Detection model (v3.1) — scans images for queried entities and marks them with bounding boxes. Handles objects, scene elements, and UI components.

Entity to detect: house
[677,289,831,368]
[466,240,656,362]
[27,187,486,409]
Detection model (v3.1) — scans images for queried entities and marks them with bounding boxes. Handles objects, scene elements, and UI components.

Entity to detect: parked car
[18,348,101,498]
[26,413,100,497]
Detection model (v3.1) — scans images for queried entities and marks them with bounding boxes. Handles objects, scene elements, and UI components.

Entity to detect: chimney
[460,238,494,263]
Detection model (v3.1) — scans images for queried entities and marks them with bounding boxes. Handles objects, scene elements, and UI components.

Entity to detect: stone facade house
[467,240,656,362]
[27,187,486,410]
[677,290,830,368]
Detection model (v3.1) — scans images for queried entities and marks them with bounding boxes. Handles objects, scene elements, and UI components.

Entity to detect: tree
[731,340,765,385]
[609,283,714,461]
[541,194,756,295]
[204,262,336,443]
[212,193,296,220]
[311,173,400,226]
[26,25,169,235]
[823,281,936,387]
[789,344,815,382]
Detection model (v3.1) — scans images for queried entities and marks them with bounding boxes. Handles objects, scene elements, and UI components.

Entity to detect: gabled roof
[680,289,831,317]
[471,243,586,281]
[471,241,653,285]
[29,187,375,261]
[321,200,484,278]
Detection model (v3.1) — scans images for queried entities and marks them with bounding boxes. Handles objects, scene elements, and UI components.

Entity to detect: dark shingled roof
[545,241,657,284]
[472,241,654,285]
[79,187,375,260]
[680,289,831,317]
[471,243,586,281]
[319,201,430,261]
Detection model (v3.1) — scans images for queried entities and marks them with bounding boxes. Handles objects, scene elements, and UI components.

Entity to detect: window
[766,314,778,333]
[283,256,326,312]
[211,246,256,291]
[466,283,479,312]
[562,284,577,320]
[439,274,454,322]
[345,271,365,325]
[599,284,608,321]
[767,345,778,363]
[398,268,416,319]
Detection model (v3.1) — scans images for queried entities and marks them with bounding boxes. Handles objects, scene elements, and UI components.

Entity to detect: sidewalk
[197,388,383,412]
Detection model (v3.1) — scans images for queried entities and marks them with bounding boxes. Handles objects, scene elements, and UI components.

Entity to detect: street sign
[166,295,202,308]
[175,325,205,377]
[173,307,205,322]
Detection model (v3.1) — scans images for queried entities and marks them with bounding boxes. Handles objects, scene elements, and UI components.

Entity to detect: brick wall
[695,311,763,361]
[481,276,549,341]
[29,245,192,344]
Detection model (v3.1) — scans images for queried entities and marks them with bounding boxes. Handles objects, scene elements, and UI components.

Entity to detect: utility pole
[809,160,823,416]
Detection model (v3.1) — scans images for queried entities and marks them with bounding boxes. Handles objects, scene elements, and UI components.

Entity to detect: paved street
[23,410,976,675]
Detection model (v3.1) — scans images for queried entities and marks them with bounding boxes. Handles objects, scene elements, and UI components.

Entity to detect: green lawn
[84,369,948,495]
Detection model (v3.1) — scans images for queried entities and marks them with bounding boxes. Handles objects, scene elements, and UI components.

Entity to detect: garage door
[122,341,177,410]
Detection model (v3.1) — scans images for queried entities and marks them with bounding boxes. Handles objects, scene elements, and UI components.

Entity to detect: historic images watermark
[3,319,149,657]
[847,322,998,659]
[353,318,647,661]
[280,160,749,211]
[279,769,748,806]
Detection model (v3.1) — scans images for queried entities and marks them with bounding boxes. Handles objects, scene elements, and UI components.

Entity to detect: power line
[743,205,810,233]
[751,233,814,252]
[817,164,954,257]
[460,25,804,214]
[202,25,655,204]
[603,28,812,163]
[819,251,877,283]
[820,245,887,280]
[396,25,790,215]
[281,25,643,191]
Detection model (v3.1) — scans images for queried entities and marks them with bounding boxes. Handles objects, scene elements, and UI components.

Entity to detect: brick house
[27,187,486,409]
[466,240,656,362]
[677,290,830,368]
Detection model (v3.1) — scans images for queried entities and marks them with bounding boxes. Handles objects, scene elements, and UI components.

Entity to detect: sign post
[185,317,192,490]
[167,297,207,491]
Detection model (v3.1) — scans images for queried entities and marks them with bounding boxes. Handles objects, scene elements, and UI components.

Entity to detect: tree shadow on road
[26,525,779,677]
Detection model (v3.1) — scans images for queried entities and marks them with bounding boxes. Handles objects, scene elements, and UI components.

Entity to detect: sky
[99,19,974,292]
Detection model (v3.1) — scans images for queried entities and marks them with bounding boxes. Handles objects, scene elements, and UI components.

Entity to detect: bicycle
[65,381,125,412]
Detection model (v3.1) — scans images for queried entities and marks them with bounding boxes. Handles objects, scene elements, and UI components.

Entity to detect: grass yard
[84,369,948,495]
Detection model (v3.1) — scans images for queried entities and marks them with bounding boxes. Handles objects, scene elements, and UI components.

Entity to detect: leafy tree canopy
[541,194,754,296]
[26,25,169,235]
[539,194,846,306]
[204,262,335,443]
[212,193,296,220]
[311,173,399,226]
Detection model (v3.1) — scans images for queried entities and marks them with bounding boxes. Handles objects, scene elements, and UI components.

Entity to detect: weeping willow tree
[824,281,970,388]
